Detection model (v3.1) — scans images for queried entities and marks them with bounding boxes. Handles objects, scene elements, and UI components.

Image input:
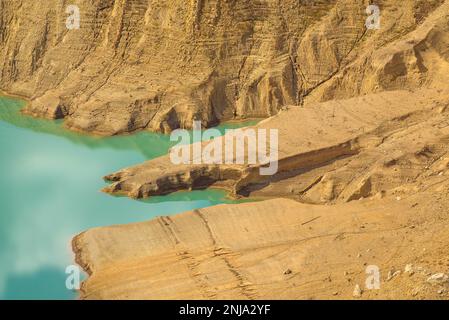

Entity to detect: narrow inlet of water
[0,96,256,300]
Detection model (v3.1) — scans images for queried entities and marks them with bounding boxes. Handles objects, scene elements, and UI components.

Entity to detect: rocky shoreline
[1,0,449,299]
[1,0,446,136]
[73,192,449,299]
[74,87,449,299]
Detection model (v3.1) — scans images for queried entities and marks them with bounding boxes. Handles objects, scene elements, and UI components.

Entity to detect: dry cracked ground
[2,0,449,299]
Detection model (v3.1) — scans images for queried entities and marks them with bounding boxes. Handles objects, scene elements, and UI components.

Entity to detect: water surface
[0,96,255,300]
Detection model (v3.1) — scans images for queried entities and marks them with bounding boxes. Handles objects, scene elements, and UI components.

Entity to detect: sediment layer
[68,0,449,299]
[2,0,448,299]
[102,89,449,202]
[76,86,449,299]
[74,191,449,299]
[1,0,447,135]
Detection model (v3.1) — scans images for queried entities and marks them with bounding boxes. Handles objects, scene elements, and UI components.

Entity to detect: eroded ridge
[102,89,449,202]
[1,0,448,135]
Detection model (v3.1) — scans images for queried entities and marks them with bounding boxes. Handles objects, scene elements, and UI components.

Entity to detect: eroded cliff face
[69,0,449,300]
[75,85,449,300]
[3,0,449,300]
[102,88,449,202]
[0,0,445,135]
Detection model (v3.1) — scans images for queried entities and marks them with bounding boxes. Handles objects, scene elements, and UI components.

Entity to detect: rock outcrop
[0,0,447,135]
[69,0,449,299]
[79,85,449,299]
[102,88,449,202]
[74,189,449,299]
[2,0,449,300]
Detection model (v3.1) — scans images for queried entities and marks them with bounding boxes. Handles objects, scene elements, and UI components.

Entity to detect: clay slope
[0,0,447,135]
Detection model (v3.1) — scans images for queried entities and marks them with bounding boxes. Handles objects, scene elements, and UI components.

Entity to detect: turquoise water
[0,96,255,300]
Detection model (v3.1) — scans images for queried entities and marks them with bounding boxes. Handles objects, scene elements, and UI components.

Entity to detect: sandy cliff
[1,0,448,299]
[101,89,449,201]
[74,87,449,299]
[71,0,449,299]
[0,0,446,135]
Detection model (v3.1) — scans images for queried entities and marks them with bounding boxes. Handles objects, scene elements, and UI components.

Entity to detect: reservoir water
[0,96,255,300]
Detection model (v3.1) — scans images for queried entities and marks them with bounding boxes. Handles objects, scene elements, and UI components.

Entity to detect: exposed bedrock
[73,189,449,299]
[60,0,449,299]
[1,0,448,135]
[103,89,449,203]
[77,88,449,300]
[76,87,449,299]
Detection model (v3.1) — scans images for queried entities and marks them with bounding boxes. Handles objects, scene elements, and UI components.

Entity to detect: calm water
[0,96,256,300]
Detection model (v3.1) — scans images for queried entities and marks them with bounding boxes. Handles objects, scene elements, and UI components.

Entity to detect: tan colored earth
[2,0,449,299]
[75,87,449,300]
